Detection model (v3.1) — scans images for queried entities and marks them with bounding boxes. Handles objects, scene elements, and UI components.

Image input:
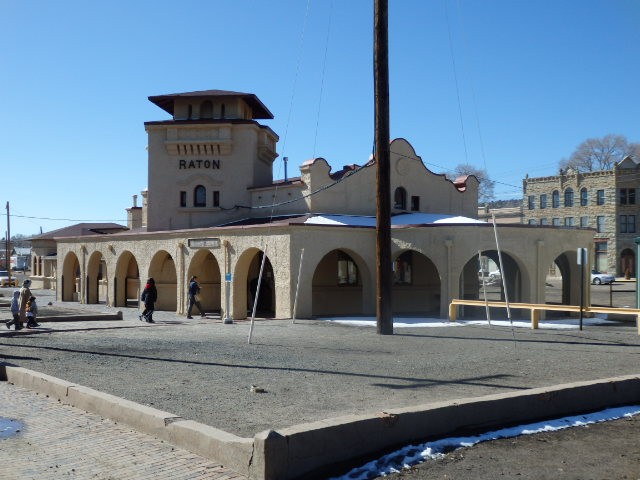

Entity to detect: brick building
[523,156,640,276]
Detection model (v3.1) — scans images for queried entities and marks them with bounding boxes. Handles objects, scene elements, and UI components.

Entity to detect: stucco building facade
[33,89,593,321]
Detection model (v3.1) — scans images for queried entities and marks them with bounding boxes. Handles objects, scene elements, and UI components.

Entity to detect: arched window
[580,187,588,206]
[337,251,358,285]
[552,190,560,208]
[394,187,407,210]
[200,101,213,119]
[194,185,206,207]
[564,188,574,207]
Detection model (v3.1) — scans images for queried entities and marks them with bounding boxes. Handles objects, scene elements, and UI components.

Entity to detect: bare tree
[453,164,495,204]
[560,134,639,173]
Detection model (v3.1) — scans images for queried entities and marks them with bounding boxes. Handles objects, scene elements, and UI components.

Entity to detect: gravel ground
[2,289,639,442]
[2,289,640,479]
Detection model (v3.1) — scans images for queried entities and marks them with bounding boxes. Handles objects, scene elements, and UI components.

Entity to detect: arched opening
[114,251,140,307]
[546,252,574,307]
[460,250,524,318]
[621,248,635,278]
[86,251,108,305]
[186,250,222,315]
[564,188,574,207]
[200,101,213,119]
[61,252,81,302]
[392,250,440,315]
[312,249,364,316]
[148,251,177,311]
[232,248,276,319]
[194,185,206,207]
[394,187,407,210]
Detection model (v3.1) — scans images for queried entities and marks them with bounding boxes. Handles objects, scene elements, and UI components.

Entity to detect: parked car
[479,269,501,283]
[591,270,615,285]
[0,270,19,287]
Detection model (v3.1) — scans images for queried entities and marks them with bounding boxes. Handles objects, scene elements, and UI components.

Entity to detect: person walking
[17,279,32,330]
[139,278,157,323]
[187,275,205,319]
[25,296,40,328]
[6,290,22,330]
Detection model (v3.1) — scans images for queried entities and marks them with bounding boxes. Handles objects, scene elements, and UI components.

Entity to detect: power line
[0,213,128,222]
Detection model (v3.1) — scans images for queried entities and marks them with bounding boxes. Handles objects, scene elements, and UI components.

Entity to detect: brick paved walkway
[0,382,247,480]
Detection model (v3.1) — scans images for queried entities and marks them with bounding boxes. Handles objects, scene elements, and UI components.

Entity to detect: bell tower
[144,90,279,231]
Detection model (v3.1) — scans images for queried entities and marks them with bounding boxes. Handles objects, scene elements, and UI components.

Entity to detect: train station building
[30,89,594,320]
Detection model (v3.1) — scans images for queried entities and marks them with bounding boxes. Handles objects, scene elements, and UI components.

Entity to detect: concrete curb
[1,364,639,480]
[252,374,640,479]
[38,312,124,322]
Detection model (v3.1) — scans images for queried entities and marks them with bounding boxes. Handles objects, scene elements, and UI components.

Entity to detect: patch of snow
[320,316,619,329]
[330,405,640,480]
[303,212,485,227]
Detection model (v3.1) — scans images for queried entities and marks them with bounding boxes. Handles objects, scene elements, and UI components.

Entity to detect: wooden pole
[374,0,393,335]
[5,202,11,279]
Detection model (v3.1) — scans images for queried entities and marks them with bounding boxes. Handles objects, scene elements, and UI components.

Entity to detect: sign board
[225,273,232,282]
[188,238,221,249]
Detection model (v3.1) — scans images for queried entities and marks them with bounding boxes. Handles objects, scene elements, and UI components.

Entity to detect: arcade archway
[186,250,222,314]
[61,252,81,302]
[312,249,366,317]
[392,250,440,315]
[114,251,140,307]
[148,250,177,311]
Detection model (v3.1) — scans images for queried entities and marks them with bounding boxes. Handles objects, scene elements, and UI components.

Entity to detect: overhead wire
[444,0,469,165]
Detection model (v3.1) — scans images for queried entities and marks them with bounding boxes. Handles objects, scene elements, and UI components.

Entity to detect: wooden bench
[449,299,640,334]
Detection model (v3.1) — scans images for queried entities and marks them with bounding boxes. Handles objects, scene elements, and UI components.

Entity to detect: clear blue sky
[1,0,638,236]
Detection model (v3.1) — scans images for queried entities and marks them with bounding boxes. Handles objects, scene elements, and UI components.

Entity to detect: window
[620,215,636,233]
[180,191,187,207]
[595,241,608,272]
[528,195,535,210]
[194,185,206,207]
[564,188,574,207]
[528,219,536,225]
[539,194,547,209]
[552,190,560,208]
[213,191,220,207]
[552,218,561,226]
[220,103,226,119]
[394,187,407,210]
[597,189,605,205]
[580,188,588,206]
[620,188,636,205]
[393,251,412,284]
[564,217,574,227]
[540,218,548,225]
[410,196,420,211]
[337,251,358,285]
[580,216,588,227]
[596,215,605,233]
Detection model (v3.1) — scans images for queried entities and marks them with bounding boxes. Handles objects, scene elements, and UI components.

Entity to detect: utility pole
[374,0,393,335]
[5,202,11,278]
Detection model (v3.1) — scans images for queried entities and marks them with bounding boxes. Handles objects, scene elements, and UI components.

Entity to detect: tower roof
[148,89,274,119]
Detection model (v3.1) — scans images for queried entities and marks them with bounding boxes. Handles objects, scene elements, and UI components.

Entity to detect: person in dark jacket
[186,275,205,319]
[140,278,157,323]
